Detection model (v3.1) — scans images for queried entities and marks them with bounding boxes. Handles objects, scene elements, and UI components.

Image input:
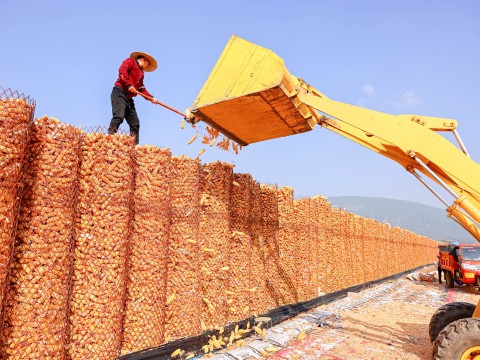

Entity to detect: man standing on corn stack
[108,51,160,145]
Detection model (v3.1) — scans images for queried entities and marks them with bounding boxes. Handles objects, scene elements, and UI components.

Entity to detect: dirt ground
[204,265,479,360]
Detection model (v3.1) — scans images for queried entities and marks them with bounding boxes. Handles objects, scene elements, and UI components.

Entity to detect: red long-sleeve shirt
[114,58,153,99]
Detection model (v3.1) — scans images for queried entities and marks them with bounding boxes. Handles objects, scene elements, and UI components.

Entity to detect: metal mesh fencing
[260,184,283,308]
[383,223,393,277]
[339,211,349,288]
[390,227,401,275]
[68,130,135,360]
[403,230,412,272]
[277,187,297,304]
[293,198,313,302]
[198,161,233,329]
[228,173,252,322]
[307,198,319,300]
[0,111,442,357]
[403,229,410,272]
[376,222,385,279]
[0,87,36,329]
[358,217,368,283]
[329,208,343,292]
[410,232,417,267]
[164,156,201,341]
[353,215,365,285]
[310,196,328,297]
[1,117,81,359]
[310,196,327,296]
[366,219,375,281]
[121,146,172,354]
[248,180,268,316]
[344,211,356,288]
[373,219,382,280]
[316,199,333,294]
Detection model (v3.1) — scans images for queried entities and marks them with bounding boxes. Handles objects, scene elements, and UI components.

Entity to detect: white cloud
[358,86,423,112]
[362,84,377,98]
[392,90,421,109]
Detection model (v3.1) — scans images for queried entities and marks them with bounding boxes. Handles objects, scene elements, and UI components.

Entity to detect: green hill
[327,196,476,244]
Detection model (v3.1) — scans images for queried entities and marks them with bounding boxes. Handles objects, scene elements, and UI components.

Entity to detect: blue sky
[2,1,479,208]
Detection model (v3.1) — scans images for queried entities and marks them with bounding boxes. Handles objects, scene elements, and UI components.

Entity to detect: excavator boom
[191,35,480,243]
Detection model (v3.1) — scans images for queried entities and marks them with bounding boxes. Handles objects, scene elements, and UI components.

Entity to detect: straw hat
[130,51,157,72]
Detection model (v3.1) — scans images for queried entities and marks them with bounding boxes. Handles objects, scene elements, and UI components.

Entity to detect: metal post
[412,156,459,199]
[453,129,470,158]
[410,170,450,207]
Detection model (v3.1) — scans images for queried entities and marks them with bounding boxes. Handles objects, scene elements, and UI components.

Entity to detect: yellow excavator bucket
[192,35,317,146]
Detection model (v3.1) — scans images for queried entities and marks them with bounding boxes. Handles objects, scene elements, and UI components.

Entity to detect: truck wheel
[445,271,454,288]
[432,318,480,359]
[429,302,475,342]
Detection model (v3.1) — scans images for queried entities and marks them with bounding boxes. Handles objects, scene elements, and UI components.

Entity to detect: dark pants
[108,86,140,144]
[438,265,442,283]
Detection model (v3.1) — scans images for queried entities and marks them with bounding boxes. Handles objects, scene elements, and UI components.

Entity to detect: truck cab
[439,244,480,288]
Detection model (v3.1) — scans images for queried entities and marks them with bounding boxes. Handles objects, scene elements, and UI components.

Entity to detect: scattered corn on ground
[197,266,479,360]
[0,112,438,359]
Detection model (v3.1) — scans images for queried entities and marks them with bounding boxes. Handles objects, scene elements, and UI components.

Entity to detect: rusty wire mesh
[310,196,328,297]
[364,218,376,282]
[1,116,81,359]
[353,215,365,285]
[312,197,323,294]
[228,173,252,322]
[383,223,393,277]
[68,129,135,360]
[336,210,348,290]
[248,180,268,316]
[305,199,317,299]
[121,146,172,355]
[328,208,343,292]
[260,184,282,309]
[306,197,319,300]
[0,87,36,331]
[344,211,355,288]
[199,161,233,330]
[316,199,332,294]
[390,227,400,275]
[164,156,201,341]
[293,198,312,302]
[374,219,383,280]
[0,110,442,357]
[277,187,297,305]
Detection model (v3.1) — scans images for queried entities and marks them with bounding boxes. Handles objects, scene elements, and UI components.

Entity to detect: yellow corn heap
[1,117,80,359]
[164,156,202,340]
[68,132,135,360]
[0,95,34,324]
[199,162,233,330]
[122,146,172,353]
[192,35,317,145]
[0,113,440,358]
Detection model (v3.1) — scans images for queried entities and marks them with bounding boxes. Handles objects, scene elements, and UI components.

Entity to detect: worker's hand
[184,108,197,124]
[150,98,160,105]
[128,86,136,93]
[185,108,195,120]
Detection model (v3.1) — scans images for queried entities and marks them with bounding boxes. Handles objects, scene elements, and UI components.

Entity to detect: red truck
[438,244,480,288]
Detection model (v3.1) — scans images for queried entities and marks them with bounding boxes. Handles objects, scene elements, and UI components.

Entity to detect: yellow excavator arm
[191,36,480,357]
[191,35,480,243]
